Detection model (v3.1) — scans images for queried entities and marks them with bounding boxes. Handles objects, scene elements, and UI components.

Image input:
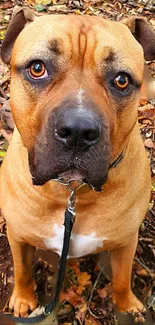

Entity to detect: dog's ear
[1,6,35,64]
[122,16,155,61]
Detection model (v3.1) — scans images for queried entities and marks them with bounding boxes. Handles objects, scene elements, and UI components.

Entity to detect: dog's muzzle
[29,99,111,191]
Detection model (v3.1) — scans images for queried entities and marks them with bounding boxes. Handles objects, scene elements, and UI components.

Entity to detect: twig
[0,26,7,31]
[87,266,106,319]
[0,233,7,237]
[143,0,151,6]
[150,209,155,217]
[0,129,12,142]
[135,257,153,277]
[0,86,8,100]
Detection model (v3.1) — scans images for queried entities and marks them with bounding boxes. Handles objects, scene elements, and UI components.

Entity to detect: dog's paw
[9,281,38,317]
[114,291,145,314]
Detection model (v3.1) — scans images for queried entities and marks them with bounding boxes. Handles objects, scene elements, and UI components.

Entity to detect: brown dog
[0,7,154,318]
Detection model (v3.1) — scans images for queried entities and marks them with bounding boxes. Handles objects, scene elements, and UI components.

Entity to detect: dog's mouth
[29,127,110,193]
[58,169,85,182]
[29,142,110,192]
[30,162,107,192]
[57,169,95,190]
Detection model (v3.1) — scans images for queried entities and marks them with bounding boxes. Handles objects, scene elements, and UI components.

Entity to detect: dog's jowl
[0,8,155,318]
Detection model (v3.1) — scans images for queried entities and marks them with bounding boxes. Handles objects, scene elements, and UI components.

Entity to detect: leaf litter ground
[0,1,155,324]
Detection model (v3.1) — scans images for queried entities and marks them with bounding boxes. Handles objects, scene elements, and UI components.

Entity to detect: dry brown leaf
[150,19,155,28]
[139,98,148,106]
[70,261,91,295]
[139,109,155,119]
[97,283,112,299]
[142,119,153,125]
[136,268,150,276]
[76,272,91,295]
[144,138,154,148]
[97,287,107,299]
[60,289,85,306]
[0,211,5,232]
[0,129,12,142]
[85,314,100,325]
[114,2,122,10]
[138,103,154,112]
[75,303,87,322]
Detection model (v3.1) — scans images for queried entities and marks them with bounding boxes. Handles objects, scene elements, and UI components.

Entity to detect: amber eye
[29,61,46,78]
[114,74,130,91]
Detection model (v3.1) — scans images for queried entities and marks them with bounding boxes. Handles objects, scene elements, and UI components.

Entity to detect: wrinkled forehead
[12,15,144,72]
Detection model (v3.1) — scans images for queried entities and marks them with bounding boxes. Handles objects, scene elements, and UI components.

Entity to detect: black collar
[109,151,124,170]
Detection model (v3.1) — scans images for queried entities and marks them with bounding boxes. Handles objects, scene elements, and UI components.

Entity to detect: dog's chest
[44,224,106,258]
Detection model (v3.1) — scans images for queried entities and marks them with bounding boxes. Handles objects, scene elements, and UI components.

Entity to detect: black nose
[55,108,101,149]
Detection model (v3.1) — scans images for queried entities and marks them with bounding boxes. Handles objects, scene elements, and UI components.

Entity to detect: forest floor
[0,1,155,324]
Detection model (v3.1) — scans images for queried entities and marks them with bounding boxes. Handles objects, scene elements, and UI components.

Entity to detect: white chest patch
[44,224,106,258]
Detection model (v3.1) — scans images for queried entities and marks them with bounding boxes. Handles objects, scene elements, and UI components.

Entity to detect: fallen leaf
[0,129,12,142]
[48,4,68,11]
[139,98,148,106]
[150,19,155,28]
[60,289,85,306]
[85,314,100,325]
[98,287,108,299]
[136,268,150,276]
[42,0,52,4]
[76,272,91,295]
[70,262,92,295]
[98,283,112,299]
[0,212,5,232]
[35,0,52,4]
[138,103,154,112]
[0,150,5,157]
[79,303,87,313]
[139,109,155,119]
[75,303,87,322]
[144,138,154,148]
[34,4,47,11]
[0,30,5,40]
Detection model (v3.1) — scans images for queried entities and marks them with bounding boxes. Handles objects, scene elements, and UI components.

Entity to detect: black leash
[0,152,124,324]
[43,189,77,316]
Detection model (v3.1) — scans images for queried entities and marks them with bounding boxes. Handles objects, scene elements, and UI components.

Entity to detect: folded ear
[1,6,35,64]
[121,16,155,61]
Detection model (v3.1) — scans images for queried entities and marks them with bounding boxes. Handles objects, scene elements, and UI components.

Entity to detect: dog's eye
[114,74,130,91]
[28,61,48,79]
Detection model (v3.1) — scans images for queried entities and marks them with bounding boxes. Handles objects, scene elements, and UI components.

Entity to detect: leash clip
[67,190,76,221]
[66,179,86,219]
[52,177,86,218]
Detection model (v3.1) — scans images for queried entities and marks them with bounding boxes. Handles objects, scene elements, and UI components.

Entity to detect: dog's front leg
[7,227,38,317]
[110,232,144,313]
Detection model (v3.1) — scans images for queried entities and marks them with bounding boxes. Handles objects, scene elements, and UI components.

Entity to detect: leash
[0,151,124,324]
[43,180,85,316]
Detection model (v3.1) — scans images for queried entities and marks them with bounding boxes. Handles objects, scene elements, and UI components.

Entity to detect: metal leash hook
[52,177,86,217]
[67,179,86,215]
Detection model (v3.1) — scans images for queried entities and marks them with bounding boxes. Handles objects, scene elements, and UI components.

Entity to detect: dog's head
[1,8,155,190]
